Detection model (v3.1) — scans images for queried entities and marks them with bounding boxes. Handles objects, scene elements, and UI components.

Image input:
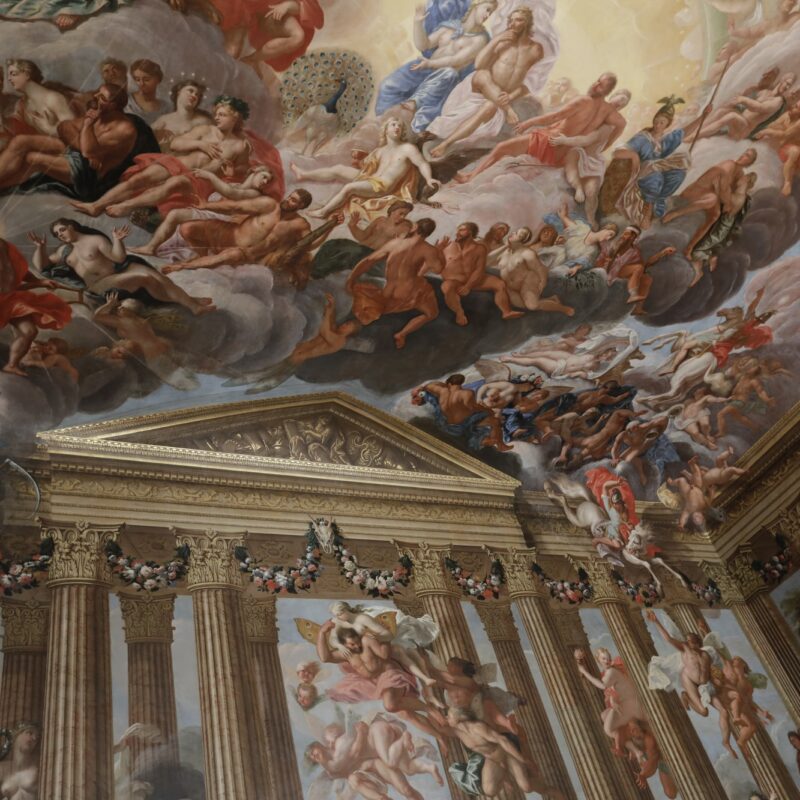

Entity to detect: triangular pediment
[41,392,517,486]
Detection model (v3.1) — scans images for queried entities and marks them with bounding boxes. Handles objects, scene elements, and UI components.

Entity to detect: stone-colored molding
[396,541,452,596]
[494,547,540,599]
[1,599,49,651]
[119,593,176,643]
[701,550,765,605]
[474,600,517,642]
[40,520,119,586]
[571,556,621,606]
[241,595,279,643]
[174,530,244,590]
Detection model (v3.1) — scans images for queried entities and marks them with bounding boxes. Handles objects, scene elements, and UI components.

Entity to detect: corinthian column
[498,549,641,800]
[662,589,800,800]
[705,552,800,727]
[177,531,270,800]
[39,521,118,800]
[474,599,578,800]
[241,595,303,799]
[580,558,728,800]
[0,599,49,728]
[119,593,179,772]
[552,605,653,800]
[399,543,521,800]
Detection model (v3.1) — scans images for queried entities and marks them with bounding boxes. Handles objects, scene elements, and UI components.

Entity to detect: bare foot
[709,255,718,272]
[2,364,27,377]
[782,181,793,196]
[627,294,647,304]
[502,310,525,320]
[452,171,470,184]
[430,144,446,160]
[69,200,101,217]
[724,741,738,760]
[400,100,417,112]
[505,107,520,125]
[106,204,129,218]
[162,264,182,275]
[689,261,704,287]
[55,13,79,29]
[289,162,304,181]
[394,333,406,349]
[455,312,468,326]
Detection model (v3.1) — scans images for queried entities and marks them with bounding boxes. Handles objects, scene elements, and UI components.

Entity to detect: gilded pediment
[42,392,515,484]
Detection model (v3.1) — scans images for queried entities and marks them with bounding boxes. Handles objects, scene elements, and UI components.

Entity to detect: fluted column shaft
[582,560,727,800]
[40,522,118,800]
[499,551,638,800]
[475,600,578,800]
[179,531,270,800]
[553,606,654,800]
[120,594,179,772]
[665,599,800,799]
[0,600,49,728]
[401,543,521,800]
[242,595,303,800]
[706,556,800,726]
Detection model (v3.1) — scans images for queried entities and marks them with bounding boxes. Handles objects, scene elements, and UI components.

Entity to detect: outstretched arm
[645,610,685,651]
[193,169,262,200]
[515,97,584,133]
[346,247,390,290]
[405,145,438,189]
[199,196,276,215]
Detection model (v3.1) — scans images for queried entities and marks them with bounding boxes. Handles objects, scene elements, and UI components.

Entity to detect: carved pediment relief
[144,408,429,472]
[44,393,514,482]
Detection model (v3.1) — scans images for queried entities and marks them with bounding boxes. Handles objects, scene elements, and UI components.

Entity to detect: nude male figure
[446,707,565,799]
[754,98,800,195]
[716,360,777,437]
[309,117,440,219]
[71,96,252,218]
[0,84,138,194]
[316,620,447,746]
[131,166,275,256]
[453,71,623,183]
[662,148,758,258]
[496,226,574,315]
[346,218,445,349]
[647,610,737,759]
[430,7,543,158]
[348,201,414,249]
[161,190,317,288]
[611,416,668,486]
[438,222,524,325]
[697,73,795,141]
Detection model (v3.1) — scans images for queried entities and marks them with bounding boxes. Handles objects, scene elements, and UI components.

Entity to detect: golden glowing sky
[317,0,704,125]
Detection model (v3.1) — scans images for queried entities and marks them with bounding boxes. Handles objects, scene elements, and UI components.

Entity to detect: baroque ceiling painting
[3,0,800,798]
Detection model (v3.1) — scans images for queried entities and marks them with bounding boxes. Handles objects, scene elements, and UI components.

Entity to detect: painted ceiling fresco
[0,0,798,521]
[3,1,800,798]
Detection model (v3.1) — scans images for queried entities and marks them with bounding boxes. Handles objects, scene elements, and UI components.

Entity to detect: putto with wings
[544,468,686,593]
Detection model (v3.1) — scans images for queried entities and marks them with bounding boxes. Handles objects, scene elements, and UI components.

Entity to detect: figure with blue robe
[375,0,496,134]
[606,96,708,228]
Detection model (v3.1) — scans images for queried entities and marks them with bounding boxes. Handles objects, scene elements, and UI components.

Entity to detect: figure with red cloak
[213,0,324,87]
[585,466,639,559]
[0,239,72,376]
[71,96,284,220]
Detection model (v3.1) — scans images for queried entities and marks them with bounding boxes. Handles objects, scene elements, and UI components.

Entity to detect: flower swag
[445,556,504,600]
[105,541,190,591]
[532,562,593,604]
[0,538,53,595]
[236,520,413,597]
[752,534,793,585]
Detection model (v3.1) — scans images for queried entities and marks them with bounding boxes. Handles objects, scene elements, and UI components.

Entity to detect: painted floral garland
[236,521,411,597]
[105,541,190,591]
[0,539,53,595]
[752,534,793,585]
[236,530,322,595]
[331,522,412,598]
[689,577,722,606]
[610,570,661,607]
[532,562,593,605]
[445,556,504,600]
